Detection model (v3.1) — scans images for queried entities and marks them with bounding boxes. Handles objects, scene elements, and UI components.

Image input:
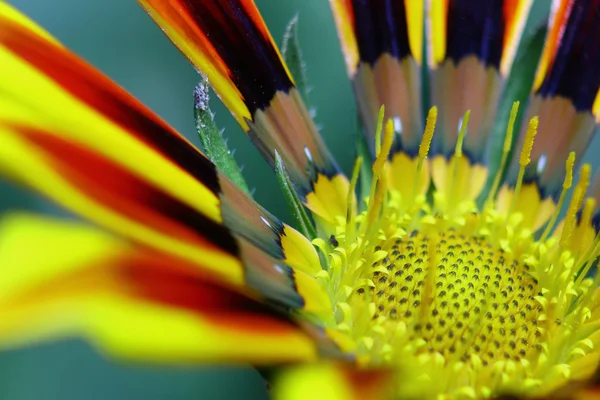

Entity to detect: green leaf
[194,78,250,195]
[274,151,317,240]
[281,15,310,104]
[479,23,547,203]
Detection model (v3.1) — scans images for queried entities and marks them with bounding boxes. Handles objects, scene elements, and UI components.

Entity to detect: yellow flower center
[368,231,541,366]
[312,107,600,398]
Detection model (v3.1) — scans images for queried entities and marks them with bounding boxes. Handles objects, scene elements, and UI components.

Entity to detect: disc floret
[314,106,600,398]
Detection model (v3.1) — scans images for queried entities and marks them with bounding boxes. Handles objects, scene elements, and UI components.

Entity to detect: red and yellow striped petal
[330,0,423,76]
[138,0,342,195]
[139,0,289,130]
[426,0,532,75]
[505,0,600,199]
[329,0,359,77]
[218,176,330,315]
[0,2,223,208]
[0,124,243,285]
[532,0,576,92]
[0,3,329,315]
[0,213,319,364]
[273,364,395,400]
[0,3,244,279]
[0,119,321,315]
[329,0,424,154]
[427,0,533,161]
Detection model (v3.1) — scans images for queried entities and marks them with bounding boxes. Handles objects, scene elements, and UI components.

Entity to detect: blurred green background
[0,1,355,399]
[2,1,598,399]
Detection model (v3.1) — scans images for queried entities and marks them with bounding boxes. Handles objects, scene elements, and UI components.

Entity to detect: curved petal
[506,0,600,199]
[427,0,533,161]
[0,123,245,281]
[138,0,343,195]
[0,213,320,364]
[0,3,332,316]
[273,364,395,400]
[329,0,424,154]
[0,3,243,280]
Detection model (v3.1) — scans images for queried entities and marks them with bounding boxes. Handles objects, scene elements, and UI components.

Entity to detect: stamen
[363,106,386,234]
[454,111,469,159]
[519,117,538,167]
[373,120,394,177]
[560,187,584,248]
[487,102,519,205]
[560,164,591,248]
[365,120,395,239]
[345,156,363,245]
[579,247,600,288]
[315,96,600,398]
[579,163,592,189]
[509,116,538,214]
[374,106,385,156]
[577,197,596,255]
[450,110,470,205]
[414,106,437,198]
[576,220,600,285]
[540,152,575,241]
[419,107,437,159]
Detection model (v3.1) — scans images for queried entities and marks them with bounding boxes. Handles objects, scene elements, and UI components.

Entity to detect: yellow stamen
[345,156,363,245]
[509,116,538,214]
[576,225,600,285]
[560,186,583,248]
[369,120,394,216]
[365,121,394,239]
[419,106,437,159]
[560,164,590,248]
[578,197,596,255]
[577,196,600,266]
[519,117,538,167]
[540,151,576,241]
[564,153,576,189]
[374,106,385,156]
[579,163,592,189]
[363,106,386,230]
[487,101,519,205]
[450,110,470,204]
[373,120,394,177]
[414,106,437,198]
[454,111,469,159]
[310,101,600,399]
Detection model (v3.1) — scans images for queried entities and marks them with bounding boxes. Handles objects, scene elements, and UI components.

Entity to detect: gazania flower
[1,0,600,398]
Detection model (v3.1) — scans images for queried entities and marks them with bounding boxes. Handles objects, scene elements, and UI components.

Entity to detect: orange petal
[138,0,342,194]
[329,0,424,153]
[533,0,600,112]
[273,364,395,400]
[0,213,320,364]
[0,3,322,311]
[426,0,532,75]
[427,0,533,161]
[0,3,221,196]
[505,0,600,198]
[1,123,244,285]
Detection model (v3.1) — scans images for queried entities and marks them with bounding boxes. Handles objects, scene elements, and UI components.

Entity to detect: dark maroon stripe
[1,22,221,194]
[179,0,294,115]
[121,255,298,333]
[445,0,505,68]
[21,128,239,256]
[537,0,600,112]
[351,0,411,65]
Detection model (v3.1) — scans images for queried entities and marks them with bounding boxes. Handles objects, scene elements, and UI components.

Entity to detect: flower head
[0,0,600,399]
